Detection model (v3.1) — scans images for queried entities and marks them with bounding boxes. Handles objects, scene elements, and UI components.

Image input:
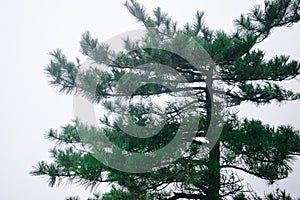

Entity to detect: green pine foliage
[31,0,300,199]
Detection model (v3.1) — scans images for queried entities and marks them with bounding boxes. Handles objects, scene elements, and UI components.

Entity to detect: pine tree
[31,0,300,199]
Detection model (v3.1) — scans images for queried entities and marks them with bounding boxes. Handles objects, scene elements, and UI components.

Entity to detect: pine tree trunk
[205,66,220,200]
[206,141,220,200]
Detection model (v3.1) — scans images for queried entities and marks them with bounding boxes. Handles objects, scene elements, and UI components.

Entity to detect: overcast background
[0,0,299,199]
